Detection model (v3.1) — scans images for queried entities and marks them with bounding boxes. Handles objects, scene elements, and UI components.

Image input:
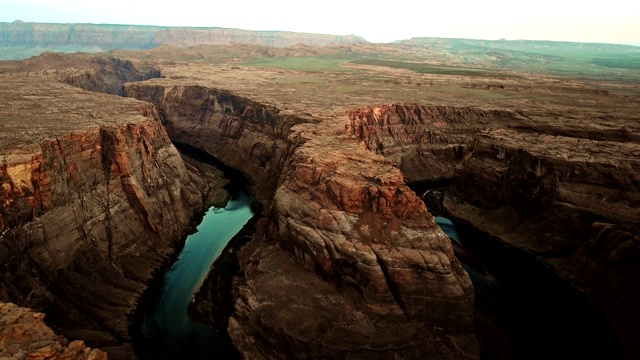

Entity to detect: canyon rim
[0,30,639,359]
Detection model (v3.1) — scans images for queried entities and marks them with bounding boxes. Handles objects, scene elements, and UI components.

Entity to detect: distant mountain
[0,21,368,60]
[390,37,640,78]
[398,37,640,54]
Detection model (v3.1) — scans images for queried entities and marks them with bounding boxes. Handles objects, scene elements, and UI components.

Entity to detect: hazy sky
[1,0,639,46]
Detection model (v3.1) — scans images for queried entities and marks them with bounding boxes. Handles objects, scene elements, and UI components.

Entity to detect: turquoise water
[434,214,619,359]
[436,216,497,300]
[142,192,254,359]
[435,216,461,244]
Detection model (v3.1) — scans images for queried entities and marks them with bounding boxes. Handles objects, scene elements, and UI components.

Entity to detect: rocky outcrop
[125,83,479,358]
[228,244,478,360]
[0,76,213,357]
[0,302,106,360]
[0,21,367,60]
[272,127,474,325]
[346,104,525,183]
[445,129,640,359]
[124,84,306,205]
[0,52,162,96]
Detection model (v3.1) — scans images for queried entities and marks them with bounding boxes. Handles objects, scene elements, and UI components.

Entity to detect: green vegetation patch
[433,85,509,99]
[352,59,516,78]
[591,56,640,70]
[246,56,358,72]
[275,75,328,84]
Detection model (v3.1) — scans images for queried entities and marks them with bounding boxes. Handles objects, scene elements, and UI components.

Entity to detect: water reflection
[142,192,254,359]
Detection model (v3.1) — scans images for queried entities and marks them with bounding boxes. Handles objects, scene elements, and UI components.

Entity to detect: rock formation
[346,104,526,183]
[0,302,106,360]
[3,41,638,359]
[445,129,640,359]
[345,99,640,358]
[0,72,219,357]
[0,52,162,95]
[125,82,479,358]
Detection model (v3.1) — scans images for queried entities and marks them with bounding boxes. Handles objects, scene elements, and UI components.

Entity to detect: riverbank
[417,185,622,359]
[134,193,254,359]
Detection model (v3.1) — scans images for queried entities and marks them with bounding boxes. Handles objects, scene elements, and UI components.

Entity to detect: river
[434,215,620,359]
[139,192,254,359]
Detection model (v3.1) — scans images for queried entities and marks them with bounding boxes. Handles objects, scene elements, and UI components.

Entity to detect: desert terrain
[0,25,639,359]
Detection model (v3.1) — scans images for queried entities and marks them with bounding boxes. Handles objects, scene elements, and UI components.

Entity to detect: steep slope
[0,52,162,95]
[125,82,479,358]
[346,104,526,183]
[445,129,640,359]
[0,74,215,357]
[345,101,640,358]
[0,302,106,359]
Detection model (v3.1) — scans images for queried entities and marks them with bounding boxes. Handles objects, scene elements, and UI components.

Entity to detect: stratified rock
[125,82,479,358]
[346,104,525,183]
[0,74,210,356]
[273,124,474,326]
[124,83,304,206]
[127,52,640,359]
[445,129,640,359]
[229,244,478,360]
[0,52,162,96]
[0,302,106,359]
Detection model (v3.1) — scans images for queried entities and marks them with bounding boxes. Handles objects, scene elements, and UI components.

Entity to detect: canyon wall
[125,83,480,358]
[445,129,640,358]
[123,83,305,205]
[0,302,106,359]
[346,104,526,183]
[0,76,216,357]
[4,49,638,359]
[0,52,162,96]
[342,101,640,358]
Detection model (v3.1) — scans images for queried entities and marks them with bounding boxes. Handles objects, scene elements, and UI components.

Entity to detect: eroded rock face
[1,52,162,96]
[124,84,305,205]
[125,83,479,358]
[0,77,210,356]
[229,244,478,360]
[0,302,106,360]
[273,129,474,325]
[346,104,525,183]
[445,129,640,358]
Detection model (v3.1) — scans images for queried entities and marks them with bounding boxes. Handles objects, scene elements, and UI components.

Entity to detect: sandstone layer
[121,57,639,358]
[0,73,217,357]
[445,129,640,358]
[340,86,640,359]
[2,43,639,359]
[0,52,162,96]
[0,302,106,360]
[346,104,526,183]
[125,81,479,358]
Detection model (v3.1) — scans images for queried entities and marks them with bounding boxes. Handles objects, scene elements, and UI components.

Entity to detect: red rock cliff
[446,129,640,359]
[0,302,106,359]
[125,83,479,358]
[346,104,525,183]
[0,76,210,357]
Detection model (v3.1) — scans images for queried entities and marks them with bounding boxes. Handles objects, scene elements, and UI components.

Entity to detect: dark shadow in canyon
[410,182,622,360]
[130,142,260,360]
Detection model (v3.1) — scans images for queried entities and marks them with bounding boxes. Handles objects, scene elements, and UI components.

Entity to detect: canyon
[0,38,638,360]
